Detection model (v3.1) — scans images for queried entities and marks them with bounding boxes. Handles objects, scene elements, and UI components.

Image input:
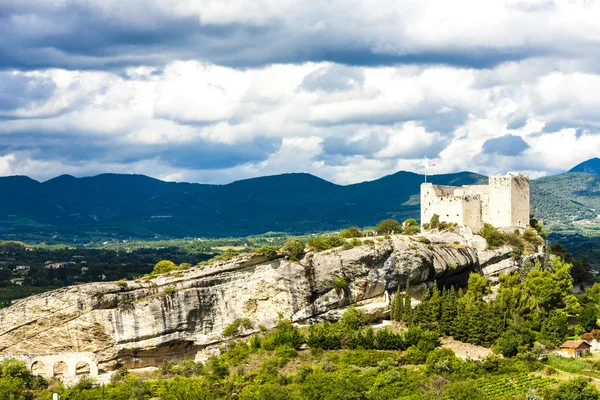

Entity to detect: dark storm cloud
[482,134,531,156]
[0,2,543,71]
[0,72,56,110]
[0,130,279,169]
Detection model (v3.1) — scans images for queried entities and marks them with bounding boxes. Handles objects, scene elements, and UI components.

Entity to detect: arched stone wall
[0,352,100,380]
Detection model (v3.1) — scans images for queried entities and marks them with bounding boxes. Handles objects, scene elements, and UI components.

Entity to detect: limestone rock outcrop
[0,231,540,371]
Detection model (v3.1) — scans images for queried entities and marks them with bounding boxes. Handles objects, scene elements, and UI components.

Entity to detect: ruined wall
[462,196,483,232]
[420,173,529,231]
[488,175,513,227]
[510,174,530,227]
[421,184,465,227]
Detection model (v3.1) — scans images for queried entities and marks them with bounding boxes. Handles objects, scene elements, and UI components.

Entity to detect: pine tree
[453,299,469,342]
[390,285,403,321]
[429,282,442,327]
[440,286,458,336]
[415,288,431,328]
[468,301,489,346]
[403,281,413,325]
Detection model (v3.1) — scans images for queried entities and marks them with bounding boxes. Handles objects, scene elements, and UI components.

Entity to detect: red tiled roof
[560,340,591,349]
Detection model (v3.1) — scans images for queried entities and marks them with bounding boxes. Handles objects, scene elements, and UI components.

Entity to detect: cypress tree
[440,286,458,336]
[415,288,431,328]
[390,285,403,321]
[453,299,469,342]
[429,282,442,327]
[403,281,413,325]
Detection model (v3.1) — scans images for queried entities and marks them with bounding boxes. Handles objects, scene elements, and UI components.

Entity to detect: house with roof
[559,340,592,358]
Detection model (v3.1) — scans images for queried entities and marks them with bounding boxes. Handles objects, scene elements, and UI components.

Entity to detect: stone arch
[53,361,68,378]
[75,361,90,376]
[31,361,46,375]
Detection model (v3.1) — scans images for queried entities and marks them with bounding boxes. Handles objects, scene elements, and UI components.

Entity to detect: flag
[424,157,437,168]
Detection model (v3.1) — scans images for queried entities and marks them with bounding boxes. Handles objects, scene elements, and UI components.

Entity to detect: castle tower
[487,173,530,228]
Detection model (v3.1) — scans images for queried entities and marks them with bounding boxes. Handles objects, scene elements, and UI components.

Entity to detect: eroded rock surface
[0,231,540,371]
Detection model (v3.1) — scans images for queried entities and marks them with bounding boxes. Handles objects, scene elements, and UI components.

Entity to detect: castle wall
[421,183,482,231]
[462,196,483,232]
[488,175,513,228]
[420,173,529,231]
[510,174,530,228]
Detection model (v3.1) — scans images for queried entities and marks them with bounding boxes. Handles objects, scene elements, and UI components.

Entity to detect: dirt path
[440,337,495,360]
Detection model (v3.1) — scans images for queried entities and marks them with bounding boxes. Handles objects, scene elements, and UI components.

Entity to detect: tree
[430,214,440,229]
[580,304,598,333]
[340,227,363,238]
[542,377,600,400]
[153,260,177,275]
[282,239,305,260]
[403,219,421,235]
[391,285,403,322]
[440,287,457,336]
[375,219,402,235]
[403,281,413,324]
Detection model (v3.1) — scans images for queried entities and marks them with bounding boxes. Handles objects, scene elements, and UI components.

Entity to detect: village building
[559,340,592,358]
[15,265,30,275]
[10,277,25,286]
[420,173,530,232]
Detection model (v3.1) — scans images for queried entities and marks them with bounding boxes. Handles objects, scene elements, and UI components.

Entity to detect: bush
[430,214,440,229]
[153,260,177,275]
[541,377,600,400]
[375,219,402,235]
[340,227,363,238]
[222,318,254,337]
[333,276,348,295]
[172,359,203,377]
[282,239,305,260]
[261,319,305,351]
[253,245,280,258]
[478,224,506,249]
[163,286,176,296]
[308,236,346,252]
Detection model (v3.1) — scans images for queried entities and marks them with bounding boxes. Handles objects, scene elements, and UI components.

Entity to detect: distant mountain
[531,173,600,226]
[569,158,600,175]
[2,161,599,241]
[0,171,486,240]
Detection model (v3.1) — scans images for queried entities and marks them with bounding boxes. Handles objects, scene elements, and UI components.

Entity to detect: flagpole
[424,156,427,183]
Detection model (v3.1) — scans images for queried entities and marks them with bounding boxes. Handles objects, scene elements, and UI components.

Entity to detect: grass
[546,355,590,374]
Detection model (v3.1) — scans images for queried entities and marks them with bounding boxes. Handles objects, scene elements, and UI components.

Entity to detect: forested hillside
[1,160,600,241]
[0,172,486,240]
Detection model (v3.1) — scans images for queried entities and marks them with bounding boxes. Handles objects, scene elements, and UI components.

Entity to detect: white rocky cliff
[0,230,542,373]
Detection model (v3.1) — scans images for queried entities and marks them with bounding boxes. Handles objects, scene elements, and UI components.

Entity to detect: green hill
[0,171,486,240]
[2,158,600,241]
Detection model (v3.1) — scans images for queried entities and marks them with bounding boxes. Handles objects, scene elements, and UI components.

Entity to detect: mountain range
[0,160,598,241]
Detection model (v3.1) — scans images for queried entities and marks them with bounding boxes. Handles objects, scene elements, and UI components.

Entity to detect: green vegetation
[340,226,363,238]
[281,239,305,260]
[307,236,346,252]
[222,318,254,337]
[375,219,402,235]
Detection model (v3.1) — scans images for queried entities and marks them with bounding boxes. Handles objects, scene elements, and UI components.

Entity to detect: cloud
[300,65,364,92]
[2,2,600,184]
[482,134,531,156]
[2,0,600,71]
[0,72,56,111]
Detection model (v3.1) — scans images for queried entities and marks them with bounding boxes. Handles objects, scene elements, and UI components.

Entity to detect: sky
[1,0,600,184]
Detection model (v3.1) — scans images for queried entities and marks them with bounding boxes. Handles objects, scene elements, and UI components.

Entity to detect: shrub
[261,319,305,351]
[172,359,203,377]
[308,236,346,252]
[178,263,192,270]
[253,245,280,258]
[282,239,305,260]
[333,276,348,295]
[116,279,128,290]
[375,219,402,235]
[153,260,177,275]
[478,224,506,249]
[163,286,176,296]
[430,214,440,229]
[340,227,363,238]
[222,318,254,337]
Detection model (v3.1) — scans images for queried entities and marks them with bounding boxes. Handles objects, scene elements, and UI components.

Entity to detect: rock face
[0,231,541,372]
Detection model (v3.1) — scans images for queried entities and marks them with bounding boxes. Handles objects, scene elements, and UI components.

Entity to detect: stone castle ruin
[421,173,530,232]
